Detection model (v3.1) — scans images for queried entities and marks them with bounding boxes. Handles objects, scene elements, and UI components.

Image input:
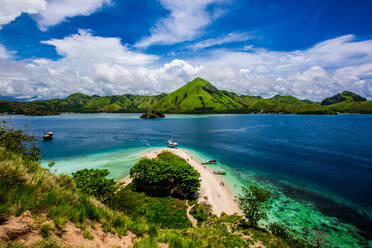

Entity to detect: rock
[140,110,165,119]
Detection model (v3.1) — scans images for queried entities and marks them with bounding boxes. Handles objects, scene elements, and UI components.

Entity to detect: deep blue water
[2,113,372,244]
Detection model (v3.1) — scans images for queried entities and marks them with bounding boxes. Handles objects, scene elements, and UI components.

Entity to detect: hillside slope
[1,78,371,115]
[149,78,243,113]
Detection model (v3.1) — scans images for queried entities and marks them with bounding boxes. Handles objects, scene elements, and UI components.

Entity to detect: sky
[0,0,372,101]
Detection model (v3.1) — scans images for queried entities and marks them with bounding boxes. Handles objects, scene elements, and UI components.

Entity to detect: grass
[0,145,313,248]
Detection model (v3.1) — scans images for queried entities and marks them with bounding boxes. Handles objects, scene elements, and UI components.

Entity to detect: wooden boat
[213,170,226,175]
[202,159,217,165]
[43,131,53,141]
[168,139,178,148]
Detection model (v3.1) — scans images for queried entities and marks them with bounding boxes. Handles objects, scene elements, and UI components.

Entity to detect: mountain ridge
[1,78,371,115]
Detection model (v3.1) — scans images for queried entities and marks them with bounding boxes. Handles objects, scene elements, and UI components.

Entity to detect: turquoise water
[2,113,372,247]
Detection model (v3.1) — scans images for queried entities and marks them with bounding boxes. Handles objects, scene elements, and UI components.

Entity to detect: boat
[213,170,226,175]
[43,131,53,141]
[168,139,178,148]
[202,159,217,165]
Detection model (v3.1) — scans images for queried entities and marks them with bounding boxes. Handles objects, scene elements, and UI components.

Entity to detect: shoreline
[119,148,241,216]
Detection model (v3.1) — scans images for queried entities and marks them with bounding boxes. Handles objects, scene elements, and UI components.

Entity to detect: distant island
[1,77,371,116]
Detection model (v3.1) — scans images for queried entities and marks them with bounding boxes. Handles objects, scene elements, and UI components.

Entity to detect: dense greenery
[2,78,371,115]
[71,168,117,202]
[0,125,317,247]
[130,151,200,199]
[109,185,192,229]
[0,121,40,161]
[189,201,213,226]
[140,110,165,119]
[238,185,272,228]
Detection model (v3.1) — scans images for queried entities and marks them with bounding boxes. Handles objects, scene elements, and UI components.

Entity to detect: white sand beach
[121,148,241,216]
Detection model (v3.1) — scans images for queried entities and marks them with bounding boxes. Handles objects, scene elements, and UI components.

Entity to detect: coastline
[120,148,241,216]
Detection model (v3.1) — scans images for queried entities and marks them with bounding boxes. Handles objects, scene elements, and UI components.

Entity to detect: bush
[109,186,192,229]
[130,151,200,199]
[83,230,94,240]
[40,224,52,238]
[0,121,40,161]
[189,202,213,225]
[72,168,117,202]
[238,185,271,228]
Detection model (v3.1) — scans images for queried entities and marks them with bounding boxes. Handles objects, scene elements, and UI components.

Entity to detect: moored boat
[168,139,178,148]
[202,159,217,164]
[213,170,226,175]
[43,131,53,141]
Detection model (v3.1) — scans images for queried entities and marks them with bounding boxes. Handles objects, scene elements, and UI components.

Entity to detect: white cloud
[0,33,372,101]
[0,44,12,59]
[0,0,46,27]
[33,0,111,30]
[0,0,109,30]
[187,32,254,50]
[136,0,228,48]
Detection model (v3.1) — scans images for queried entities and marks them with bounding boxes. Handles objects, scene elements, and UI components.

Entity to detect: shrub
[40,224,52,238]
[72,168,117,202]
[0,121,40,161]
[83,230,94,240]
[189,202,212,225]
[238,185,271,228]
[130,151,200,199]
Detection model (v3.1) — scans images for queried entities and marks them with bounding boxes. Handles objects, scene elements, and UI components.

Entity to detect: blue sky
[0,0,372,100]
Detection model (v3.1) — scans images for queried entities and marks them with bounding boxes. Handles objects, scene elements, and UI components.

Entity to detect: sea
[1,113,371,247]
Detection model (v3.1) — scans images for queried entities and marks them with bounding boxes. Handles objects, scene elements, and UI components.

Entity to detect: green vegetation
[72,168,117,202]
[130,151,200,199]
[140,110,165,119]
[189,201,213,226]
[0,125,316,247]
[109,185,192,229]
[0,121,40,161]
[1,78,371,115]
[238,185,272,228]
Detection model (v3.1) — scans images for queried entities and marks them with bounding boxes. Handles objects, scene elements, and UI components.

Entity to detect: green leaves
[72,168,117,202]
[238,185,271,228]
[130,151,200,199]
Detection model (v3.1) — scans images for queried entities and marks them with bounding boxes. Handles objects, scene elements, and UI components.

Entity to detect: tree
[0,121,41,161]
[238,184,271,227]
[72,168,117,202]
[130,151,200,199]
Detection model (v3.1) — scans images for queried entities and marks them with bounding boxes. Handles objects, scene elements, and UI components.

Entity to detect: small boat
[43,131,53,141]
[213,170,226,175]
[202,159,217,165]
[168,139,178,148]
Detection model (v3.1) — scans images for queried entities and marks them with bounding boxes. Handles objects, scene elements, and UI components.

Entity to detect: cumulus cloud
[136,0,228,48]
[0,0,110,30]
[0,0,46,27]
[0,33,372,101]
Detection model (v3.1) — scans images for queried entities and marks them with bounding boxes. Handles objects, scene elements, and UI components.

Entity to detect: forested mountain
[1,78,371,115]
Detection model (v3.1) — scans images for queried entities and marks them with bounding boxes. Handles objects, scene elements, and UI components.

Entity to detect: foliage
[140,110,165,119]
[72,168,117,202]
[83,230,94,240]
[109,185,192,229]
[40,224,52,238]
[1,78,372,115]
[130,151,200,199]
[0,121,40,161]
[189,201,213,226]
[238,185,271,228]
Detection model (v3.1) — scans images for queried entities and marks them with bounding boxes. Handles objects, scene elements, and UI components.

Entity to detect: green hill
[149,78,243,113]
[1,78,371,115]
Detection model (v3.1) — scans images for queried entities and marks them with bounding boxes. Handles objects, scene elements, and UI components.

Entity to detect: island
[1,78,371,116]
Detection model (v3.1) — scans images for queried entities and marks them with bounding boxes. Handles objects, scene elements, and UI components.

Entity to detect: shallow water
[2,113,372,247]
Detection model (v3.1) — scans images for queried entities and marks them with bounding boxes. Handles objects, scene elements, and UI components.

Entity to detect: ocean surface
[1,113,371,247]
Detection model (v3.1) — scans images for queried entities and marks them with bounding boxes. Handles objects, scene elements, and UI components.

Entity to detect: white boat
[168,139,178,148]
